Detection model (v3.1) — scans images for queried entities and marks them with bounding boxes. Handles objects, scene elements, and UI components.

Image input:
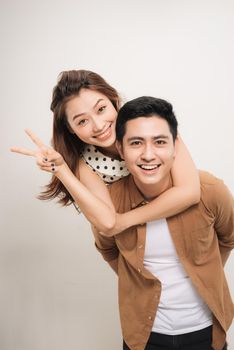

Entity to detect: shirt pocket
[189,223,215,264]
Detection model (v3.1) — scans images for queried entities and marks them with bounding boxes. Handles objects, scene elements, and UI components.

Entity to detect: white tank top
[144,218,212,335]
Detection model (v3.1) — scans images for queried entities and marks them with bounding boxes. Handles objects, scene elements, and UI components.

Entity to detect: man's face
[116,116,176,198]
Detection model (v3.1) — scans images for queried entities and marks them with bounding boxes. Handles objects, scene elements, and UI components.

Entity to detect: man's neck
[133,175,172,201]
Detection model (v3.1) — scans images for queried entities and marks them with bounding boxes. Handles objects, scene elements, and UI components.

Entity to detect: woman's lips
[94,124,112,141]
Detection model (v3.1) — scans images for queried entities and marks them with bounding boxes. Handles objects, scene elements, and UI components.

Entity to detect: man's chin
[133,174,161,187]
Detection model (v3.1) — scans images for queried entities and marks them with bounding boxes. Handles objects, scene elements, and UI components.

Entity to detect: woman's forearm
[115,182,199,230]
[56,164,116,232]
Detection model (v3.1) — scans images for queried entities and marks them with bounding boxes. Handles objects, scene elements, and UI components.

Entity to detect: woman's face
[65,88,117,148]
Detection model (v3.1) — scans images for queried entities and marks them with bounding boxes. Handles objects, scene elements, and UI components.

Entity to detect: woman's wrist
[55,163,72,181]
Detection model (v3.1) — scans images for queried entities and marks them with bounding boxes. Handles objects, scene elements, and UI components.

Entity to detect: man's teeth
[140,164,160,170]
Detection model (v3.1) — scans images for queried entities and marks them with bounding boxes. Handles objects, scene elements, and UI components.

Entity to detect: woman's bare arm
[11,130,116,232]
[57,161,116,231]
[11,131,199,236]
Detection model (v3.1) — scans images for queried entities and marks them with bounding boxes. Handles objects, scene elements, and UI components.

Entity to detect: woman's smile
[93,123,112,141]
[65,89,117,148]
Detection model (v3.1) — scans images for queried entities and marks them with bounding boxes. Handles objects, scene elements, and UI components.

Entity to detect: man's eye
[130,141,141,146]
[156,140,166,145]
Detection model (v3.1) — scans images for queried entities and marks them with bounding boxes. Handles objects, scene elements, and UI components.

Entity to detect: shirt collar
[127,175,149,209]
[127,173,173,209]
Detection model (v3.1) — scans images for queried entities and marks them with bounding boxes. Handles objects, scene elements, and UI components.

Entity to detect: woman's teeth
[95,125,111,140]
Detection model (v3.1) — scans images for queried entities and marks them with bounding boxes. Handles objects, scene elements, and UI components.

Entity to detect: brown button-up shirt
[93,171,234,350]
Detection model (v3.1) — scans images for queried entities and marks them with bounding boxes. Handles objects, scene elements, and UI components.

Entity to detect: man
[93,97,234,350]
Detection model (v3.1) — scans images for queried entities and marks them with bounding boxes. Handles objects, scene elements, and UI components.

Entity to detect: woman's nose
[92,116,105,132]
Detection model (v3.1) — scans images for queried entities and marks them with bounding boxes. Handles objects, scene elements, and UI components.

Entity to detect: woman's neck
[96,143,120,159]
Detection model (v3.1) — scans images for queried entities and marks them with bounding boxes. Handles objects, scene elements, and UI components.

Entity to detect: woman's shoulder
[81,144,129,183]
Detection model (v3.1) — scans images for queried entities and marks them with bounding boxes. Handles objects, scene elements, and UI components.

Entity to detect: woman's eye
[98,106,106,113]
[78,119,88,126]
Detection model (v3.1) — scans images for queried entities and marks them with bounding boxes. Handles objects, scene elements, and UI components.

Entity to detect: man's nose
[141,144,156,162]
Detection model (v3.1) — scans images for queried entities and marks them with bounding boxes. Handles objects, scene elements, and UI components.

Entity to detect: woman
[11,70,200,235]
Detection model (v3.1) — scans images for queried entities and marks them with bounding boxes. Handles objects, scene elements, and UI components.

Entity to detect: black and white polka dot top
[81,144,129,183]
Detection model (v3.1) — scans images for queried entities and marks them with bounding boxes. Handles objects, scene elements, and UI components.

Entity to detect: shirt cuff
[95,242,119,262]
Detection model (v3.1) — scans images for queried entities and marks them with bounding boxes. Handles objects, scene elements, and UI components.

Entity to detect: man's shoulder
[107,175,133,211]
[199,170,228,192]
[108,175,131,192]
[199,170,233,209]
[199,170,223,187]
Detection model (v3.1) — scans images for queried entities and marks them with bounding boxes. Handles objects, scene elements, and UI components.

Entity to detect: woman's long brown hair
[39,70,121,206]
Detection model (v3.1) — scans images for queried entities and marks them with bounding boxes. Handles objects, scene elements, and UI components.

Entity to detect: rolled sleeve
[92,226,119,262]
[211,179,234,264]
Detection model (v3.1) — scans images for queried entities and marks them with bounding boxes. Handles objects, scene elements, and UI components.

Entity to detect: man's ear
[173,136,179,159]
[115,140,125,160]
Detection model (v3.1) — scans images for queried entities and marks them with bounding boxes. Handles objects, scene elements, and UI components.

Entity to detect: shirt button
[138,245,143,249]
[137,268,141,273]
[148,316,152,320]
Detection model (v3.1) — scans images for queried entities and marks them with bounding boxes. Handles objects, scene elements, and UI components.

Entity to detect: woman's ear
[115,140,124,160]
[66,121,75,134]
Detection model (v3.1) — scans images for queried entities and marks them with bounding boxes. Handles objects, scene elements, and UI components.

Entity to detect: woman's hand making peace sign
[10,129,65,174]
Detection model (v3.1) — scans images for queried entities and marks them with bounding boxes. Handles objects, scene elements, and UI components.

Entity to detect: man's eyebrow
[127,135,169,141]
[127,137,144,142]
[72,99,104,121]
[153,135,169,140]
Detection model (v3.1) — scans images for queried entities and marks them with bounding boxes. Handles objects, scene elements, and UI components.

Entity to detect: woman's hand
[10,129,65,174]
[11,130,118,233]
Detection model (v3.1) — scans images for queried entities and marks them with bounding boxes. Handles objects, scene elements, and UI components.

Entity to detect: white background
[1,0,233,349]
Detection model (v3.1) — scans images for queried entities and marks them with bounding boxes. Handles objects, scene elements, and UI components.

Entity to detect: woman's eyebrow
[72,99,105,121]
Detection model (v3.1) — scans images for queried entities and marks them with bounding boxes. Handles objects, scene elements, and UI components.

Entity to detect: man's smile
[138,163,162,174]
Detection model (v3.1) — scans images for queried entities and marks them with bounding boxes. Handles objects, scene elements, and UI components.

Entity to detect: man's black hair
[116,96,178,142]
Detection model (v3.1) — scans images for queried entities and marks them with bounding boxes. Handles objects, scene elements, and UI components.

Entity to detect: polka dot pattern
[81,144,129,183]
